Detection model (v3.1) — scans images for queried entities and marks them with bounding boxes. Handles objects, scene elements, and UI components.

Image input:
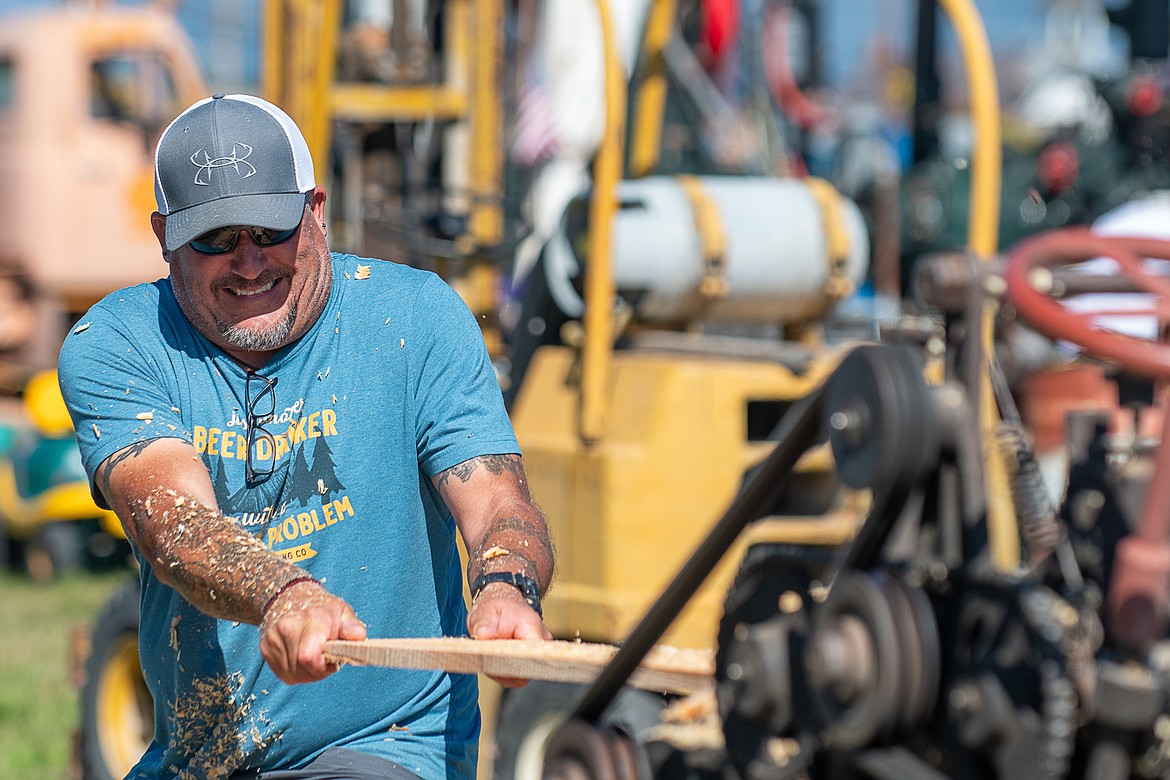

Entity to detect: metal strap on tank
[676,175,730,318]
[806,177,855,302]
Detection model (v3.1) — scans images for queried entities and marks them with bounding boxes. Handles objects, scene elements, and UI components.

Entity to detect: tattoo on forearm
[436,454,555,592]
[436,454,529,498]
[493,515,544,537]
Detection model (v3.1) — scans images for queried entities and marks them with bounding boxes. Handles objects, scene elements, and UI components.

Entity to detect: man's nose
[229,230,267,276]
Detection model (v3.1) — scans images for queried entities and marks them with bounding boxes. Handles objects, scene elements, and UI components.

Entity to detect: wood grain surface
[324,637,714,695]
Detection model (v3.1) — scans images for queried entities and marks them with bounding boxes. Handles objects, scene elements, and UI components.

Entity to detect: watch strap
[471,571,542,617]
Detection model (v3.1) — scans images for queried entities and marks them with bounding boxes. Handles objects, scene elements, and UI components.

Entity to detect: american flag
[511,51,561,168]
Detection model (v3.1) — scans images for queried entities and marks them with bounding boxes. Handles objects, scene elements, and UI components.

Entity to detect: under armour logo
[190,143,256,186]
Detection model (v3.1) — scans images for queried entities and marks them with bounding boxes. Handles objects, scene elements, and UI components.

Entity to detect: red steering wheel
[1003,227,1170,379]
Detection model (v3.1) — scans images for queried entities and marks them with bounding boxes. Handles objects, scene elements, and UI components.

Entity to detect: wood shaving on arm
[99,439,313,626]
[129,486,316,625]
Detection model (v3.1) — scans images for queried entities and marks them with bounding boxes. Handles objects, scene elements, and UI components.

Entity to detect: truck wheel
[25,520,83,581]
[80,576,152,780]
[492,681,665,780]
[0,516,9,570]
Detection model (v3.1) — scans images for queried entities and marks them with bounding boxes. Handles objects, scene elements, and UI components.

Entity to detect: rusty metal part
[877,573,941,734]
[805,570,941,750]
[913,250,979,314]
[1003,228,1170,653]
[806,571,902,749]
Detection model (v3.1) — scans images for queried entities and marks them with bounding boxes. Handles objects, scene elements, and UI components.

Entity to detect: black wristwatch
[471,571,542,617]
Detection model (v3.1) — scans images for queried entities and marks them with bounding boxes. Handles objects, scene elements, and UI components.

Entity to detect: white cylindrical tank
[544,176,871,326]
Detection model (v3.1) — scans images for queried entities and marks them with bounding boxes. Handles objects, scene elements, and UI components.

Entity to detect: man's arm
[434,453,554,645]
[98,437,366,683]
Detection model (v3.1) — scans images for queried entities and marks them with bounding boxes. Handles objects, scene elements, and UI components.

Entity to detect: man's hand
[468,581,552,688]
[259,579,367,684]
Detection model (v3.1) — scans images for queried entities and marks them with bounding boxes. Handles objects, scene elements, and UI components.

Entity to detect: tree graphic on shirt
[309,435,346,502]
[286,446,314,506]
[283,436,346,508]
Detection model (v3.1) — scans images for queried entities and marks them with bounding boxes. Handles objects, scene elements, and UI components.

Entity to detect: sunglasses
[188,223,300,255]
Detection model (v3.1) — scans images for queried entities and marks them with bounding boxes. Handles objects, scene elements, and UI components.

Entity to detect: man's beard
[218,301,298,352]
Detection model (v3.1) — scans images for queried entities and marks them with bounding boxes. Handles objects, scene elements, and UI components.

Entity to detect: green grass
[0,571,127,780]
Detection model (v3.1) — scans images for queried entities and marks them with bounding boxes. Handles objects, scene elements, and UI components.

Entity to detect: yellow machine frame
[262,0,505,344]
[261,1,1013,776]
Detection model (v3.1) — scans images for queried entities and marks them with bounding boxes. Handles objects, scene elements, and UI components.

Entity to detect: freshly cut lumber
[324,637,714,695]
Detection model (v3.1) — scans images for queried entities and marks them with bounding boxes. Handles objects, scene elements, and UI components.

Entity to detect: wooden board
[324,638,714,695]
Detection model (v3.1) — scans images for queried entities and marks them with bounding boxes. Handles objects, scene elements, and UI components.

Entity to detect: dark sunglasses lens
[189,227,237,255]
[254,226,298,247]
[188,225,298,255]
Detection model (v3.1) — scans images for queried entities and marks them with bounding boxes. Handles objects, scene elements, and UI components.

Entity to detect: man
[58,93,553,780]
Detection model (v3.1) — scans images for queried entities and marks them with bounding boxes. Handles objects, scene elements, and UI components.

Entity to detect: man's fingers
[468,597,550,641]
[339,614,368,641]
[261,599,364,684]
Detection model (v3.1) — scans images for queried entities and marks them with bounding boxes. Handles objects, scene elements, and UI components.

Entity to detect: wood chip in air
[92,423,101,439]
[73,322,91,334]
[137,412,154,422]
[355,265,371,280]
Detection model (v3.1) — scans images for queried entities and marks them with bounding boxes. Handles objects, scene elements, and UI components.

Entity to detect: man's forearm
[436,453,556,597]
[125,486,310,624]
[466,509,555,592]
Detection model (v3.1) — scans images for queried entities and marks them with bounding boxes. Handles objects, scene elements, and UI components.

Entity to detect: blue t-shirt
[58,254,520,780]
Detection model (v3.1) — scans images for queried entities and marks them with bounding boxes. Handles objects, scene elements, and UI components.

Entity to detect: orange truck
[0,2,206,379]
[0,4,204,573]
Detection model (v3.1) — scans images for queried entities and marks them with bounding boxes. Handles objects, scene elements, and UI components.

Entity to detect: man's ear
[309,186,327,220]
[150,212,172,263]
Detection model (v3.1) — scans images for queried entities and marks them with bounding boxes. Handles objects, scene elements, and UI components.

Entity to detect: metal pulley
[541,717,650,780]
[824,344,940,495]
[804,570,940,750]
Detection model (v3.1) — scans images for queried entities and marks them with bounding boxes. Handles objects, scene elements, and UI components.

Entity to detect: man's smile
[228,278,279,297]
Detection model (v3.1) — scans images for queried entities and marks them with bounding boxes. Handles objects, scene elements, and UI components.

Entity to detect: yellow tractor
[0,370,125,580]
[264,1,883,776]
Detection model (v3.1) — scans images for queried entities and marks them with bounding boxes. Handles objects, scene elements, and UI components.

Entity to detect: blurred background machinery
[0,0,1167,779]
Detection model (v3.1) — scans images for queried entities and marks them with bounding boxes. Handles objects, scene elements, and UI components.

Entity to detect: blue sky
[0,0,1137,94]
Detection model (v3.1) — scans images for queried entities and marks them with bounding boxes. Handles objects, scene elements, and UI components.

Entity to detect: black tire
[24,520,83,581]
[492,681,666,780]
[0,515,10,571]
[80,576,152,780]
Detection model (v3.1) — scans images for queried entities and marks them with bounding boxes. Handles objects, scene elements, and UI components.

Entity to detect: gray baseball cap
[154,94,316,251]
